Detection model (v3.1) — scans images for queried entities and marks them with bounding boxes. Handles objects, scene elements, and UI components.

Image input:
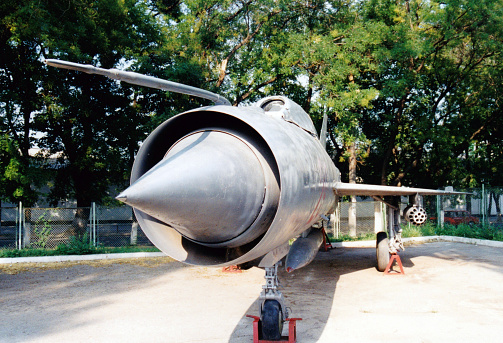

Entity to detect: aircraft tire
[260,300,283,340]
[376,231,390,272]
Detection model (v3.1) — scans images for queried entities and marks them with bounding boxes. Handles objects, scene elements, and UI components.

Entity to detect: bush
[54,234,98,255]
[402,222,436,237]
[0,248,50,258]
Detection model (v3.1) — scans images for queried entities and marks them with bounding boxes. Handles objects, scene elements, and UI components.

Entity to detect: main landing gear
[376,196,405,272]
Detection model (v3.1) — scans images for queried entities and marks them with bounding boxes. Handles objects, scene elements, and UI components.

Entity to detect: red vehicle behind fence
[441,210,480,225]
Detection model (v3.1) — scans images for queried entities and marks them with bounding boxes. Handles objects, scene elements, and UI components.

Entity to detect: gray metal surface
[45,59,231,105]
[334,182,468,196]
[285,229,324,272]
[255,96,318,136]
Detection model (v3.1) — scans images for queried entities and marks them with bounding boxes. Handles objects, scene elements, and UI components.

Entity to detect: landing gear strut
[376,196,405,272]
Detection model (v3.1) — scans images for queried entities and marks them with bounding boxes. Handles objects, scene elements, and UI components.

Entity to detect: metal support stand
[247,315,302,343]
[387,197,404,254]
[384,253,405,275]
[222,265,242,273]
[321,227,333,252]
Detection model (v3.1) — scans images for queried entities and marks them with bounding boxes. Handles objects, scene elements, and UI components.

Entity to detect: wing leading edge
[334,182,468,197]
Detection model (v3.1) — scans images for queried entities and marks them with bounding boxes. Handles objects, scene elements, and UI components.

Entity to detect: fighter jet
[46,59,465,340]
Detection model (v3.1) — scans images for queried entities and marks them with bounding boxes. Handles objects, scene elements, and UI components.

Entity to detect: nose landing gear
[247,263,302,342]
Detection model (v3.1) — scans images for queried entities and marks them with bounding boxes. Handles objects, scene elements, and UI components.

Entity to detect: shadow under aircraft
[228,246,417,342]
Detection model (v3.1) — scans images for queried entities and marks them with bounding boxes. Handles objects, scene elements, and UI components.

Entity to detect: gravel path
[1,242,502,342]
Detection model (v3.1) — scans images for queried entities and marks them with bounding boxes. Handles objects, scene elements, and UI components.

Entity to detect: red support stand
[246,315,302,343]
[321,228,333,252]
[384,253,405,275]
[222,265,242,273]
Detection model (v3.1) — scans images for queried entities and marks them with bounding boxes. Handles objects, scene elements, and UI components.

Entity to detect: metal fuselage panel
[131,98,339,267]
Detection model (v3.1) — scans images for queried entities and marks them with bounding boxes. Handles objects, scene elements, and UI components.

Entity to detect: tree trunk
[70,207,90,238]
[68,169,93,238]
[487,192,493,220]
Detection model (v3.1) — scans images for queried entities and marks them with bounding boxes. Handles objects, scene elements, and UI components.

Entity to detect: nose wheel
[248,263,301,342]
[261,300,284,340]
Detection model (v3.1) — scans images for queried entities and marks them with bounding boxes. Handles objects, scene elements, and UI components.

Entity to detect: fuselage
[119,96,340,267]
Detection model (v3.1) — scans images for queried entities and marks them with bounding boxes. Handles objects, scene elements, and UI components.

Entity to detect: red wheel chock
[384,253,405,275]
[246,315,302,343]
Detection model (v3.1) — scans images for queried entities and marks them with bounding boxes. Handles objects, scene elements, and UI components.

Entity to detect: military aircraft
[46,59,465,340]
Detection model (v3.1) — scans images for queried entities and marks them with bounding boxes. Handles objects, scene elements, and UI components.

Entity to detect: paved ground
[1,242,502,343]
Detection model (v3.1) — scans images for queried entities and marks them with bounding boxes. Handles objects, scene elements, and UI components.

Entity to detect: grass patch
[330,232,376,242]
[0,235,160,258]
[402,221,437,237]
[328,221,503,243]
[402,222,503,242]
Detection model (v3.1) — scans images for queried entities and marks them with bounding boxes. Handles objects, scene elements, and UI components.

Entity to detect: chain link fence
[333,201,379,237]
[333,187,502,237]
[0,204,153,250]
[0,207,18,249]
[1,186,501,251]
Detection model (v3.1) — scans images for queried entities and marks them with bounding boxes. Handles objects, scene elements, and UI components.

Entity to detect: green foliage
[1,0,502,206]
[402,222,503,242]
[54,234,98,255]
[402,222,437,237]
[1,0,164,206]
[30,222,52,249]
[435,223,502,241]
[0,248,50,258]
[329,232,377,242]
[355,0,503,187]
[0,135,38,204]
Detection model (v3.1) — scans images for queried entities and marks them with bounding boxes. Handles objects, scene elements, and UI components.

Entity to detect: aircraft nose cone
[117,130,267,244]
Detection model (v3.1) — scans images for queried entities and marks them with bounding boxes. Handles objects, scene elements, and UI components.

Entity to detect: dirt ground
[1,242,502,343]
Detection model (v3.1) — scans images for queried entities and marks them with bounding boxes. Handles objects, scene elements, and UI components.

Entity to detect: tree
[349,0,503,190]
[0,0,47,205]
[2,0,164,234]
[0,134,38,205]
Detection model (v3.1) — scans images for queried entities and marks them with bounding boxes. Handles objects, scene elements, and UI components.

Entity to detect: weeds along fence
[0,203,153,250]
